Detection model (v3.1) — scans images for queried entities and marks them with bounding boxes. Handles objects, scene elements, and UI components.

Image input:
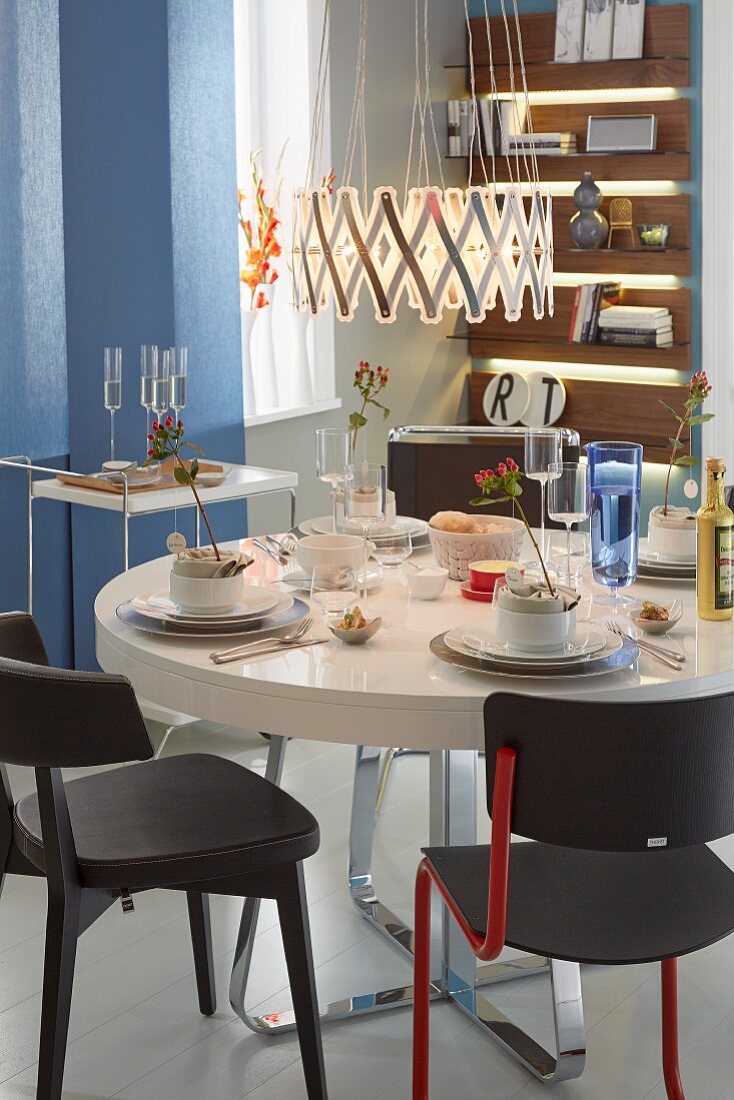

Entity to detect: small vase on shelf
[289,307,314,407]
[569,172,609,250]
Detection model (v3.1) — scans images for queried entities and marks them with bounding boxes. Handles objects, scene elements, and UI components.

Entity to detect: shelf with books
[458,6,689,94]
[455,335,690,372]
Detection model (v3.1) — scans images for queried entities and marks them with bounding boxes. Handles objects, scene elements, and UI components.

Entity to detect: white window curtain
[233,0,335,411]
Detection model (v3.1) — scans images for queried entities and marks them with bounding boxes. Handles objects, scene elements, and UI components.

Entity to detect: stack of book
[597,305,674,348]
[568,282,622,344]
[508,132,577,157]
[446,99,527,157]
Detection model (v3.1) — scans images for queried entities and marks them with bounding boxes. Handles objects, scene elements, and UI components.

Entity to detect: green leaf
[348,412,367,430]
[173,465,193,486]
[180,440,204,454]
[659,400,683,421]
[667,437,684,450]
[673,455,697,467]
[686,413,715,426]
[469,495,512,508]
[189,458,200,481]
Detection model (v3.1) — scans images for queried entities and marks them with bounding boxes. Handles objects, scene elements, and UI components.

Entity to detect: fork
[267,532,298,557]
[605,620,684,671]
[210,617,312,662]
[252,538,288,566]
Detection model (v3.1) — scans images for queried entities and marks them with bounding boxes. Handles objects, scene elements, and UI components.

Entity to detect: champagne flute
[169,346,188,421]
[524,428,561,563]
[547,462,590,586]
[152,349,170,425]
[103,347,122,462]
[343,462,387,600]
[140,345,157,450]
[315,429,352,533]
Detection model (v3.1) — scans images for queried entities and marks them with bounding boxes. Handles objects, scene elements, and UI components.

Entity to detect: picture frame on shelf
[583,0,615,61]
[612,0,646,60]
[554,0,586,63]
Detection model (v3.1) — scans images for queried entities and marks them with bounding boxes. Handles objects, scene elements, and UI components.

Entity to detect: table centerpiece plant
[349,360,390,453]
[145,416,220,560]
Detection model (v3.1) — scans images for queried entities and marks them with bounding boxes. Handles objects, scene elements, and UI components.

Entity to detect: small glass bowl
[637,223,670,248]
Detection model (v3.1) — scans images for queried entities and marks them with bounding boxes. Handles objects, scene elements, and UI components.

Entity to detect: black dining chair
[0,611,328,1100]
[412,691,734,1100]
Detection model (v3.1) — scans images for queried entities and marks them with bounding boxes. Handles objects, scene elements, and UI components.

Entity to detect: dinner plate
[280,567,383,592]
[117,595,308,638]
[444,623,617,666]
[430,632,637,679]
[304,516,429,542]
[139,588,289,625]
[144,585,279,621]
[638,539,696,571]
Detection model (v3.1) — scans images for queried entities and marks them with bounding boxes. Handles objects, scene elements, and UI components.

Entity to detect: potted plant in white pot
[144,417,252,612]
[648,371,714,560]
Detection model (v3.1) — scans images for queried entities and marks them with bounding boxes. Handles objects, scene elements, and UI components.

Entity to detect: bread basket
[428,516,525,581]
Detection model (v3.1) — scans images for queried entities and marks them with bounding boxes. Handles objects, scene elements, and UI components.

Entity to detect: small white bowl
[329,617,382,645]
[628,600,683,636]
[406,567,449,600]
[296,534,375,575]
[496,605,576,652]
[168,572,244,614]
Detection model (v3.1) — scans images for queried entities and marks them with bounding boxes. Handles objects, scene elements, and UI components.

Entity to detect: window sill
[244,397,342,429]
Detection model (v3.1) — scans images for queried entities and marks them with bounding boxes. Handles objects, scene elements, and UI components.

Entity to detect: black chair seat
[14,754,319,890]
[424,842,734,965]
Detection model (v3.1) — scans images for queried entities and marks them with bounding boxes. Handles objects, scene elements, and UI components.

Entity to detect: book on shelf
[600,329,674,348]
[458,100,470,158]
[447,100,460,156]
[568,281,622,344]
[444,98,529,157]
[598,306,672,331]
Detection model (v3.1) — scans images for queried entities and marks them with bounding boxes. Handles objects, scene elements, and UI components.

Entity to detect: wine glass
[140,345,157,450]
[547,462,590,587]
[371,529,412,569]
[103,347,122,462]
[169,346,188,421]
[524,428,561,562]
[315,429,352,533]
[586,441,643,608]
[343,462,387,600]
[309,566,359,626]
[151,348,170,425]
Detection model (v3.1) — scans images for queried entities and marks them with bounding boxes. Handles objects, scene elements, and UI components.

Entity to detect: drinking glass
[547,461,590,587]
[140,345,157,449]
[524,428,561,562]
[103,347,122,462]
[372,529,412,569]
[151,348,170,424]
[315,429,352,533]
[548,530,590,589]
[309,566,359,626]
[169,346,188,420]
[586,441,643,606]
[343,462,387,599]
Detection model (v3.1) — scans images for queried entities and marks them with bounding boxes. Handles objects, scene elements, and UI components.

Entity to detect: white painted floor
[0,724,733,1099]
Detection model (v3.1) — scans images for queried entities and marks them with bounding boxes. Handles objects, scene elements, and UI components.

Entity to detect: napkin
[652,505,696,530]
[171,548,253,579]
[496,579,580,614]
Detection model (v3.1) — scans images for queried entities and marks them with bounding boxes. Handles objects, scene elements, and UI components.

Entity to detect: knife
[211,638,327,665]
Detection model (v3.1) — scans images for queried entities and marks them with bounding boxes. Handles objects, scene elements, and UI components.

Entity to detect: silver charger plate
[116,596,308,638]
[430,632,638,679]
[445,624,619,667]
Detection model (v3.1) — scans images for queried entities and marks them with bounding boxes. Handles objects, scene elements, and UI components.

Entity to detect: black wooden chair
[0,611,328,1100]
[413,691,734,1100]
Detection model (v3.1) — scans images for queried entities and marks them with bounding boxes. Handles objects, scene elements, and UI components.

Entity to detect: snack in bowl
[338,606,367,631]
[427,511,525,581]
[330,607,382,645]
[638,601,669,623]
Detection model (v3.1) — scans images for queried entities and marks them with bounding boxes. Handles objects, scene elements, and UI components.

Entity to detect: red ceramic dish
[460,580,495,603]
[468,559,523,594]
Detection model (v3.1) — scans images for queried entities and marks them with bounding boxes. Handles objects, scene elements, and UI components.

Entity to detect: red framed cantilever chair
[413,692,734,1099]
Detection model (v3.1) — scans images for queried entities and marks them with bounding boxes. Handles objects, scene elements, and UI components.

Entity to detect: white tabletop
[34,464,297,515]
[95,537,734,751]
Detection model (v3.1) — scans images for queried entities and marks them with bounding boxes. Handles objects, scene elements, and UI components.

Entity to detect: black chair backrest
[388,436,579,527]
[0,612,154,768]
[484,693,734,852]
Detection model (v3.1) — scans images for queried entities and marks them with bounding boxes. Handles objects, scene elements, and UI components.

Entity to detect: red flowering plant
[660,370,714,515]
[143,417,221,561]
[470,458,556,597]
[238,152,282,310]
[350,361,390,450]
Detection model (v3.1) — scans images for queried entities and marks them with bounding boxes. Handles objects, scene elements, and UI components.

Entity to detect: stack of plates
[117,586,308,639]
[432,622,637,679]
[300,515,429,547]
[637,539,696,581]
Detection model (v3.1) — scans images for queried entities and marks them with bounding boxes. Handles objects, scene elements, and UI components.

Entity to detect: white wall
[245,0,469,533]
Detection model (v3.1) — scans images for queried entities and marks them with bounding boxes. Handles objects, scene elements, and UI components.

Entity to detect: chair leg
[661,958,685,1100]
[277,863,328,1100]
[413,859,433,1100]
[37,890,81,1100]
[186,891,216,1016]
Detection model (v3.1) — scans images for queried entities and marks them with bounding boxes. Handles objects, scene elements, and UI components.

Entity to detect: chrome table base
[228,738,586,1086]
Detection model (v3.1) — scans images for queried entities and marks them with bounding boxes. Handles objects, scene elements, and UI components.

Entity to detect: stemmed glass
[524,428,561,562]
[140,345,157,450]
[315,429,352,533]
[151,349,170,427]
[103,347,122,462]
[343,462,387,600]
[168,346,188,422]
[547,462,590,587]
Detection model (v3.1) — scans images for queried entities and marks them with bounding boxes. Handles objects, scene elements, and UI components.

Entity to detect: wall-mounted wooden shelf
[469,370,685,464]
[464,5,689,93]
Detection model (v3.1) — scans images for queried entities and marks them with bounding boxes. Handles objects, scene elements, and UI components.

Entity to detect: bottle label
[715,526,734,609]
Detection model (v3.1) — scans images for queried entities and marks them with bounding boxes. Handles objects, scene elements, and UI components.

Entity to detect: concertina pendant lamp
[291,0,554,326]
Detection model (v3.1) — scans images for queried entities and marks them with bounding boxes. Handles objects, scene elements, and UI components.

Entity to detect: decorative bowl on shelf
[637,223,670,248]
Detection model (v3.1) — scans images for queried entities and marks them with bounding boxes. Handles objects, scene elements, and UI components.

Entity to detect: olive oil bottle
[696,457,734,621]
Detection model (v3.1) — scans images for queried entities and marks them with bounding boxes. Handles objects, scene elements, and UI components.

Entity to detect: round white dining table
[94,536,734,1087]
